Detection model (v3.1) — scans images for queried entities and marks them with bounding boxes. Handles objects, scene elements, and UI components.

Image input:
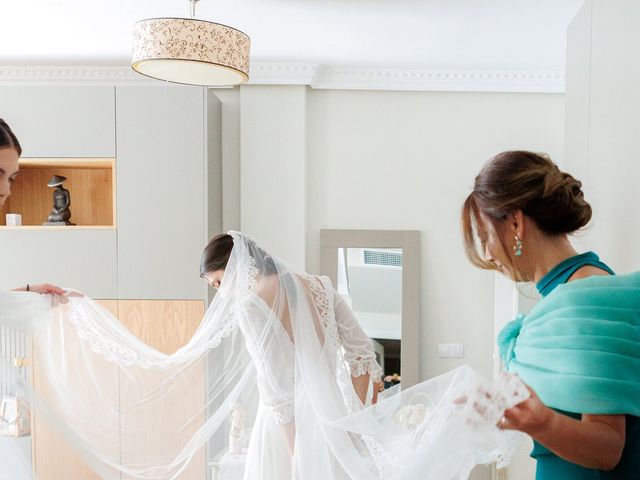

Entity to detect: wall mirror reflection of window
[337,247,403,390]
[320,230,420,388]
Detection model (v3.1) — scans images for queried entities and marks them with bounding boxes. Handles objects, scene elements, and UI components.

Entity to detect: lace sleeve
[333,291,382,379]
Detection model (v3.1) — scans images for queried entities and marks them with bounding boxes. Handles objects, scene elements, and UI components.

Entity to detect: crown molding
[249,62,319,85]
[0,63,565,93]
[309,66,565,93]
[0,66,151,86]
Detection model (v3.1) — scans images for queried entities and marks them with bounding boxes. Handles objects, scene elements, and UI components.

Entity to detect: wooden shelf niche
[0,158,115,228]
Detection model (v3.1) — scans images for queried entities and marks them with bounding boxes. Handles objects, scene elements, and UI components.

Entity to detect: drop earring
[513,236,523,257]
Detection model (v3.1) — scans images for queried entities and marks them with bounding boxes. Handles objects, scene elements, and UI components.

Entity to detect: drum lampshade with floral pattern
[131,17,250,86]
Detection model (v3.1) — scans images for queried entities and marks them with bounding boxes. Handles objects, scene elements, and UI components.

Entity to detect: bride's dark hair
[0,119,22,155]
[200,233,278,277]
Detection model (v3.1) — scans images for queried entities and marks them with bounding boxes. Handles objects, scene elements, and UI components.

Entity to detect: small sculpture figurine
[44,175,75,226]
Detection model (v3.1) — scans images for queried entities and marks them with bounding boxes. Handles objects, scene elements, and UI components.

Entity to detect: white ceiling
[0,0,584,71]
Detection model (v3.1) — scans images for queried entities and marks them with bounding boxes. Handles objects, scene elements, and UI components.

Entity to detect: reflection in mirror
[321,229,420,387]
[337,247,402,392]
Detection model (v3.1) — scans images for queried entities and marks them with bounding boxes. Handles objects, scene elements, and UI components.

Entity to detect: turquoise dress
[529,252,639,479]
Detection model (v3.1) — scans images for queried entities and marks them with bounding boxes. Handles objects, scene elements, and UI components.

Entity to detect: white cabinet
[115,86,220,300]
[0,85,222,302]
[0,229,118,298]
[564,0,640,273]
[0,87,115,158]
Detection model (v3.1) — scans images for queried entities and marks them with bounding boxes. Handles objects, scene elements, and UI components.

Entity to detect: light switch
[450,343,464,358]
[437,343,464,358]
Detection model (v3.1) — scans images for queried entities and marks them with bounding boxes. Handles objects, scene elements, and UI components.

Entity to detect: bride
[0,231,529,480]
[199,233,383,473]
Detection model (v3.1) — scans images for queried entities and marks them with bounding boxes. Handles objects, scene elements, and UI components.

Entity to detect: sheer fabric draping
[0,232,528,479]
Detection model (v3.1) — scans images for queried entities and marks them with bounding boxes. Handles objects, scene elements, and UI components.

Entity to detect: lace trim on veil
[239,255,259,296]
[68,309,141,366]
[67,302,238,368]
[361,434,403,477]
[62,233,260,368]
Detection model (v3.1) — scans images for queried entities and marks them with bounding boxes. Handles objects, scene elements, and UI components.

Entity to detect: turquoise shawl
[498,272,640,416]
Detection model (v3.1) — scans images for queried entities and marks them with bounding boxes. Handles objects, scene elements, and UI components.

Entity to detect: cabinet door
[586,0,640,271]
[0,229,118,298]
[32,300,120,480]
[0,86,115,158]
[115,86,206,300]
[32,300,205,480]
[118,300,206,480]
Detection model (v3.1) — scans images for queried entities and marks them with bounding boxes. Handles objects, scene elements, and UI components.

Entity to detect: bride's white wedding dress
[239,271,382,479]
[0,232,528,480]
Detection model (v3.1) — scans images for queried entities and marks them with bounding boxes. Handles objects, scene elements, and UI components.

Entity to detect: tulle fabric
[0,231,529,479]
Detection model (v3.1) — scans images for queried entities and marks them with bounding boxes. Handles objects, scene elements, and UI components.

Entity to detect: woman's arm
[501,387,626,470]
[12,283,65,294]
[351,373,370,405]
[333,290,382,405]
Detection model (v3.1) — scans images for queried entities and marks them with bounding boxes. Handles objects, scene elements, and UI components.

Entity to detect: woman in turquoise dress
[461,151,639,479]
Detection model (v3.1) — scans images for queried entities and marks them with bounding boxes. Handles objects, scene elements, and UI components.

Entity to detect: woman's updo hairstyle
[462,151,592,270]
[200,233,278,277]
[0,119,22,155]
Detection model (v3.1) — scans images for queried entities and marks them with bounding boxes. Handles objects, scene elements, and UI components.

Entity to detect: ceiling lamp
[131,0,250,86]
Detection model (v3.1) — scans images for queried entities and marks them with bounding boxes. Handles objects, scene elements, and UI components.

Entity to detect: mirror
[337,247,402,390]
[320,230,420,388]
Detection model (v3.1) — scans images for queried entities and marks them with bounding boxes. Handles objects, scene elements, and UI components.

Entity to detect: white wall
[212,89,242,233]
[229,86,565,480]
[232,85,568,379]
[240,86,308,268]
[494,275,540,480]
[305,88,565,380]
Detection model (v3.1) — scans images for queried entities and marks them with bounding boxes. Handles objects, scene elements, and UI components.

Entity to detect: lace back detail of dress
[306,275,340,349]
[272,403,294,424]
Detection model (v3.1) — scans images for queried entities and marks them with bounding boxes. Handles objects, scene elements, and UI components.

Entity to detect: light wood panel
[20,158,114,169]
[32,299,206,480]
[0,166,114,226]
[118,300,206,480]
[98,299,120,317]
[118,301,204,355]
[32,299,120,480]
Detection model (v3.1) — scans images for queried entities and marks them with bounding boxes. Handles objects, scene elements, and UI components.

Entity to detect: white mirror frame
[320,229,421,387]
